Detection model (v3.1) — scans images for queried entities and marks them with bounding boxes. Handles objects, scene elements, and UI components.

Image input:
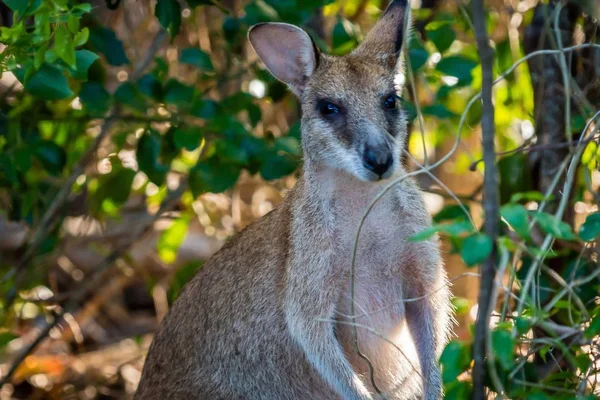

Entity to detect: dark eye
[318,101,340,116]
[383,95,397,110]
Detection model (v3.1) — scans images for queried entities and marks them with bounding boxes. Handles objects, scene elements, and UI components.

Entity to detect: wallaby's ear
[248,23,319,96]
[353,0,410,71]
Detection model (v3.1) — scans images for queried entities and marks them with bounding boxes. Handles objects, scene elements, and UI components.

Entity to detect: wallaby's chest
[330,191,420,390]
[332,188,408,277]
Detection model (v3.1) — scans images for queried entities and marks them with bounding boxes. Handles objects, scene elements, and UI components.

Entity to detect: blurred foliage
[0,0,599,399]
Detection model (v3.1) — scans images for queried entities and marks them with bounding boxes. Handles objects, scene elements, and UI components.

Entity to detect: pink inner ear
[249,23,317,95]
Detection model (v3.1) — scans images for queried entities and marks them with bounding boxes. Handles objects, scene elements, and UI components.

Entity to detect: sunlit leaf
[158,216,190,264]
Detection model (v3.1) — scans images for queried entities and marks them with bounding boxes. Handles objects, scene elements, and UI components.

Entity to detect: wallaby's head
[249,0,410,182]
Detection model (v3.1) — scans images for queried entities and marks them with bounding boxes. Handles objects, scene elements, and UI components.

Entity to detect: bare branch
[471,0,500,398]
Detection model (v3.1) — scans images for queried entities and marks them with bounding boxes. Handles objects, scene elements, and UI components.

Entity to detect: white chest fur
[322,171,422,392]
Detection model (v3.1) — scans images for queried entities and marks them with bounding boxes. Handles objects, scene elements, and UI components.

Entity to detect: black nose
[363,148,393,177]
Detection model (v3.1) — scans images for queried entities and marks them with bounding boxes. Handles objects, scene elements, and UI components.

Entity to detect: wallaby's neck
[298,159,403,220]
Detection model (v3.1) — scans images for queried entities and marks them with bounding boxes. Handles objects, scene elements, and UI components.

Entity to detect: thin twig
[471,0,500,398]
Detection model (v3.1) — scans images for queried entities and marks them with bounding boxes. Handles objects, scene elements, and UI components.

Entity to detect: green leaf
[68,14,80,34]
[216,140,249,165]
[440,340,472,383]
[510,191,548,203]
[190,158,241,195]
[247,104,261,127]
[73,3,92,13]
[460,233,493,267]
[451,297,470,316]
[498,153,531,204]
[156,0,182,37]
[514,317,532,336]
[579,212,600,242]
[426,21,455,53]
[73,27,90,47]
[531,211,576,241]
[173,127,203,151]
[409,219,473,242]
[79,81,111,116]
[422,104,457,119]
[575,353,591,372]
[409,39,429,72]
[191,99,218,119]
[158,216,190,264]
[179,48,214,71]
[138,74,164,101]
[524,391,550,400]
[0,332,17,348]
[71,50,99,80]
[275,136,301,157]
[500,203,530,239]
[115,82,147,111]
[222,16,241,43]
[492,328,515,370]
[35,141,66,175]
[89,26,129,66]
[167,261,203,304]
[95,163,135,207]
[585,312,600,339]
[434,204,471,223]
[164,79,194,105]
[22,64,73,100]
[4,0,28,16]
[444,381,472,400]
[186,0,218,7]
[54,24,76,67]
[137,131,169,185]
[260,152,298,180]
[436,56,477,84]
[331,18,357,55]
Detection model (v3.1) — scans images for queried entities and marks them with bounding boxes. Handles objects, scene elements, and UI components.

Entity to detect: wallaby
[135,1,452,399]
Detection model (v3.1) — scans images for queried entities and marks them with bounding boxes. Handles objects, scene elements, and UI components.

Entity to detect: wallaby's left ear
[353,0,410,71]
[248,23,320,97]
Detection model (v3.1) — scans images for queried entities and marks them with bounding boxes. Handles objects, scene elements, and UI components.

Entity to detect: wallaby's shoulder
[187,187,296,286]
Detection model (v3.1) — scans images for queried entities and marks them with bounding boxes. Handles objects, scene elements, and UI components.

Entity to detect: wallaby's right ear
[248,23,319,96]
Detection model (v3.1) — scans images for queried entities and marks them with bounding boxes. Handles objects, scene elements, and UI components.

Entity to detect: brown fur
[136,1,452,399]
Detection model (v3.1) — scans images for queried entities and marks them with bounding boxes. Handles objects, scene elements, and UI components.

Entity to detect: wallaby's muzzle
[363,145,394,179]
